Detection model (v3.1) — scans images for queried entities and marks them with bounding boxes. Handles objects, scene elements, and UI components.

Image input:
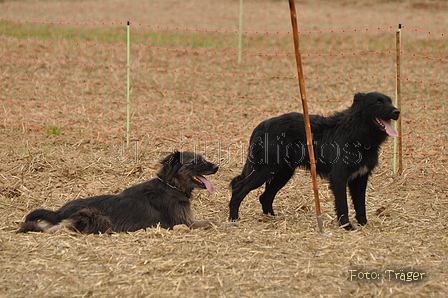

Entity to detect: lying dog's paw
[173,224,190,232]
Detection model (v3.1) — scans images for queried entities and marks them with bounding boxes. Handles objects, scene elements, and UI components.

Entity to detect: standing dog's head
[158,151,219,197]
[352,92,400,137]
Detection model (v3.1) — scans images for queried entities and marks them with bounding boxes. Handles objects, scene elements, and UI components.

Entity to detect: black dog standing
[229,92,400,230]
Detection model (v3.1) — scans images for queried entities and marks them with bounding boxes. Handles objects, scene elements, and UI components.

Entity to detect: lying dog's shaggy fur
[18,151,231,234]
[229,92,400,230]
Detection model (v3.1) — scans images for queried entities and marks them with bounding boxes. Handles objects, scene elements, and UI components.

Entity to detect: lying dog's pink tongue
[196,176,215,194]
[379,119,399,137]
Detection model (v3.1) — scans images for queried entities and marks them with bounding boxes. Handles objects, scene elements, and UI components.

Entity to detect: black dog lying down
[18,151,233,234]
[229,92,400,230]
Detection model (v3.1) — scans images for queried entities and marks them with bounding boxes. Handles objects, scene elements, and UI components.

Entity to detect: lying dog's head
[158,151,218,197]
[353,92,400,137]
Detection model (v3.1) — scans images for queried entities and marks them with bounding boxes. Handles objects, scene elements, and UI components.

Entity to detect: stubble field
[1,1,447,297]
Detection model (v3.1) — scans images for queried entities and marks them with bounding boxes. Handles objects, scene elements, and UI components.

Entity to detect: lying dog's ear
[353,92,365,103]
[160,151,182,165]
[158,151,183,178]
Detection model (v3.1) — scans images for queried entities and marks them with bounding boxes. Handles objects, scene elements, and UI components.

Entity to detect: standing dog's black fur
[18,151,230,234]
[229,92,400,230]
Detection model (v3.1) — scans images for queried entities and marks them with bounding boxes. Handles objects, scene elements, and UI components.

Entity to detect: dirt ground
[1,0,447,297]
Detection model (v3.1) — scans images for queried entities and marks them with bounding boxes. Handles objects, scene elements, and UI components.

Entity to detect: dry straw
[1,130,447,297]
[1,0,447,296]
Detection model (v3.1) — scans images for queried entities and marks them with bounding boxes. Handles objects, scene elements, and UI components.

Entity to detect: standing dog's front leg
[329,174,354,230]
[348,174,369,226]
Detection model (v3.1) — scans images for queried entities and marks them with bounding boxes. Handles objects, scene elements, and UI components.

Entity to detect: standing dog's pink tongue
[196,176,215,194]
[379,119,399,137]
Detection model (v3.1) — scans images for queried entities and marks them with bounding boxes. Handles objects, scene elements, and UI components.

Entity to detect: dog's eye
[376,101,383,105]
[186,161,203,166]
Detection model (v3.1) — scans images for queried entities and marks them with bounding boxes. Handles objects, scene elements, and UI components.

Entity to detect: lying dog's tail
[17,208,113,234]
[17,209,62,233]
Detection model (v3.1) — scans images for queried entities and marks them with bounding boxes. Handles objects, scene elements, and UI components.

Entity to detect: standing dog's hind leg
[229,169,270,220]
[259,167,295,216]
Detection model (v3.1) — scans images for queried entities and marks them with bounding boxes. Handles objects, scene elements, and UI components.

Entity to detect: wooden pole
[288,0,323,233]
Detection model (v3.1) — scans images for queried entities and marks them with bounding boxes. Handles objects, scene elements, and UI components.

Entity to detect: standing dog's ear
[353,92,365,103]
[158,151,183,179]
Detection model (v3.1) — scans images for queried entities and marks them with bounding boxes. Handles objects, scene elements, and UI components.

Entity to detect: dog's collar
[157,176,188,197]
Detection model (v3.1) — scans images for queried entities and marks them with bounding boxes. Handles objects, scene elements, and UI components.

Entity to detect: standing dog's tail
[17,208,113,234]
[230,162,256,189]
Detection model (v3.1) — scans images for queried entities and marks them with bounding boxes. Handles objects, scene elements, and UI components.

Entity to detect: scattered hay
[1,129,447,297]
[1,1,447,296]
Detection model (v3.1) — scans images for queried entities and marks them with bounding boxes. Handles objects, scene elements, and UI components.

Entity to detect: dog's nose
[212,164,219,172]
[392,109,400,119]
